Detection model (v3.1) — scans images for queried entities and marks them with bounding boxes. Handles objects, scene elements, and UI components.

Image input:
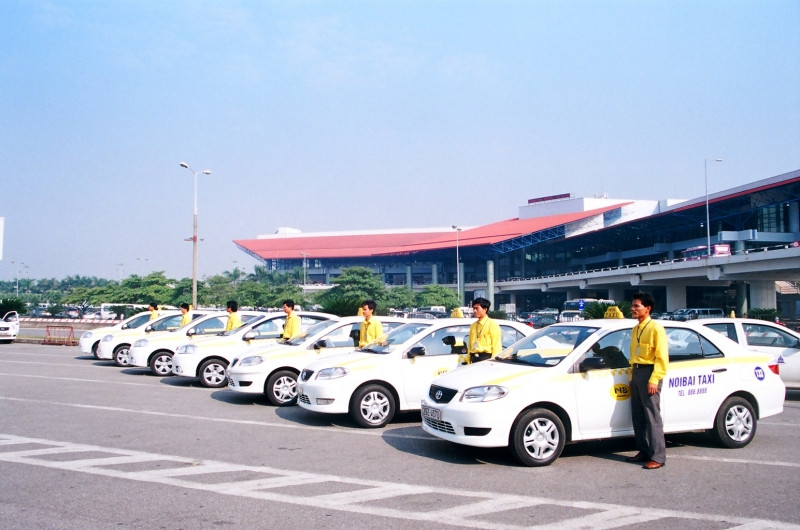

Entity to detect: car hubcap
[154,355,172,375]
[725,405,753,441]
[203,364,226,385]
[523,418,559,459]
[116,349,130,365]
[272,376,297,403]
[360,392,390,423]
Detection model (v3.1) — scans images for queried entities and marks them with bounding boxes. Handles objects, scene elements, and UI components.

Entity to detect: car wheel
[199,359,228,388]
[265,370,298,406]
[150,351,174,376]
[712,396,757,449]
[91,341,100,359]
[113,344,131,367]
[509,408,565,467]
[349,384,395,428]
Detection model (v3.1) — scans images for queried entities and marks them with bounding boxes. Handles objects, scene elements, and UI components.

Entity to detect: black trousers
[630,364,666,463]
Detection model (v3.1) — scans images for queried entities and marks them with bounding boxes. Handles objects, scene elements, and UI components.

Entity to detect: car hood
[302,350,384,372]
[430,358,555,391]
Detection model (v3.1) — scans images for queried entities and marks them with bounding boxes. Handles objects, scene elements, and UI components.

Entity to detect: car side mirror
[314,339,328,350]
[242,331,256,341]
[349,329,361,340]
[441,336,455,346]
[580,357,607,372]
[186,328,197,337]
[407,345,426,358]
[144,325,153,333]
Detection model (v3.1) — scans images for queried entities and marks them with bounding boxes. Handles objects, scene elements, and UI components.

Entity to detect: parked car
[78,311,154,359]
[696,318,800,389]
[0,311,20,343]
[171,312,335,388]
[227,316,410,405]
[96,311,184,366]
[525,315,558,328]
[421,319,784,467]
[297,318,533,428]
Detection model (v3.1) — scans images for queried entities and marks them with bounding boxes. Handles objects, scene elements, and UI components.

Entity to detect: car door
[401,325,471,408]
[573,329,634,438]
[660,327,730,431]
[740,322,800,388]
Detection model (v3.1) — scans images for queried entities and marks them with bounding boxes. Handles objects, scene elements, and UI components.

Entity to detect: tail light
[768,363,780,375]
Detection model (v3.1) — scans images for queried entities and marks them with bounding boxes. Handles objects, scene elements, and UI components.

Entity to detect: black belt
[631,363,653,369]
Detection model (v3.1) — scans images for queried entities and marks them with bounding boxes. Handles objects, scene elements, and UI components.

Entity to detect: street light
[180,162,212,309]
[452,226,462,305]
[705,158,723,258]
[300,252,309,297]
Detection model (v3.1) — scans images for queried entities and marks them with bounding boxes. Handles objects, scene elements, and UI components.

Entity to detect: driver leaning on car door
[467,297,502,364]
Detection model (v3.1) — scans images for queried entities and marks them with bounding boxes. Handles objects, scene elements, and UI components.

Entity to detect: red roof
[234,204,626,260]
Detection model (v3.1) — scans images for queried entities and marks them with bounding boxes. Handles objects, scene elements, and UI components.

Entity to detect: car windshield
[359,322,433,354]
[496,325,601,367]
[285,319,341,346]
[217,314,266,336]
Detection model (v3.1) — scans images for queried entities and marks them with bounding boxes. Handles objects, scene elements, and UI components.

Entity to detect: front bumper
[419,395,512,448]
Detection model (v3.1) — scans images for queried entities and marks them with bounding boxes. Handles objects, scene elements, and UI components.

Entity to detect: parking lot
[2,342,799,529]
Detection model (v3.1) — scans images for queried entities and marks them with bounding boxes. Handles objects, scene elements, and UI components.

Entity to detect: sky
[1,0,798,283]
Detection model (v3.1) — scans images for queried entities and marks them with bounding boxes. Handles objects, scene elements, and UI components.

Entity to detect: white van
[674,308,725,321]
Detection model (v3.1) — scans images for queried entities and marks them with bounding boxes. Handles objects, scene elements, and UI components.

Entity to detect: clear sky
[1,0,798,282]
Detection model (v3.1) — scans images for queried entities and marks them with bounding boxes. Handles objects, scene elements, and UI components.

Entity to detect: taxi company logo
[754,366,765,381]
[610,383,631,400]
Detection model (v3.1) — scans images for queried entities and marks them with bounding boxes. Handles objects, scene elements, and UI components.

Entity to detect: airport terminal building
[235,169,800,317]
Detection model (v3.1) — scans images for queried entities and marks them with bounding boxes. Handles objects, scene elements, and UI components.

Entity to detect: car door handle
[712,368,727,373]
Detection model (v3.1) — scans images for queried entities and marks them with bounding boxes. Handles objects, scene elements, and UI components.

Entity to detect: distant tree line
[0,266,461,317]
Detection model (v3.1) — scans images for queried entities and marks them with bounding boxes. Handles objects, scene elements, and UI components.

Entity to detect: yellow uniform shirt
[225,311,243,331]
[629,317,669,385]
[359,318,383,347]
[149,309,160,321]
[282,312,301,340]
[180,312,192,327]
[468,316,502,355]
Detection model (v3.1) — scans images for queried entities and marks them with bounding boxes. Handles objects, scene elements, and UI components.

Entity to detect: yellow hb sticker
[434,367,450,377]
[611,383,631,401]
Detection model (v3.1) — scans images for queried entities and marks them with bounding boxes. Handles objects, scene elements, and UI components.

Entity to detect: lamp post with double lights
[179,162,212,309]
[705,158,723,258]
[452,226,462,305]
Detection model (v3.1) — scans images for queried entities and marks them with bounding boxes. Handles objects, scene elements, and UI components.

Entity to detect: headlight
[101,335,113,342]
[81,331,93,339]
[239,356,263,367]
[176,344,197,354]
[316,367,349,380]
[133,339,148,348]
[461,385,509,402]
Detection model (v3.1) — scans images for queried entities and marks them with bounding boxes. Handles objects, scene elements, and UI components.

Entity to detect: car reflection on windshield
[358,322,433,354]
[496,325,600,367]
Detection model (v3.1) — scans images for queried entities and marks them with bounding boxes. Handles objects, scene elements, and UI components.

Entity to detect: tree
[316,267,388,312]
[415,285,461,310]
[384,286,416,311]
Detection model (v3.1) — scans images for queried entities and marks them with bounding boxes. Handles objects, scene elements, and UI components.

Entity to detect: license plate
[421,404,440,421]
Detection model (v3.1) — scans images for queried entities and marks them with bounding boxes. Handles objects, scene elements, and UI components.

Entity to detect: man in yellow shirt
[179,303,192,327]
[359,300,382,347]
[147,302,160,321]
[626,292,669,470]
[281,299,301,340]
[225,300,242,331]
[467,297,502,363]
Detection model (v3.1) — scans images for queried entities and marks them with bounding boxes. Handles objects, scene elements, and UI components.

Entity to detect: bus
[562,298,615,312]
[681,244,731,261]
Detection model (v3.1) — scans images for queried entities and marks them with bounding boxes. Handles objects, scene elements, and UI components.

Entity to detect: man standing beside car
[225,300,242,331]
[179,303,192,327]
[359,300,382,347]
[467,297,502,363]
[148,302,160,321]
[281,299,301,341]
[626,292,669,470]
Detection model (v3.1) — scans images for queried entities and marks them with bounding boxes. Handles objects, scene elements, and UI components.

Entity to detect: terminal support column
[749,280,777,311]
[486,260,495,309]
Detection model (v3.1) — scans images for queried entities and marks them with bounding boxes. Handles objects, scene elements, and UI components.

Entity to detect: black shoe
[625,452,649,463]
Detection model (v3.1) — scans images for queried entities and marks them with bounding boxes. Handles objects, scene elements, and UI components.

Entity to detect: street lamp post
[704,158,723,258]
[452,226,462,305]
[180,162,212,309]
[300,252,309,297]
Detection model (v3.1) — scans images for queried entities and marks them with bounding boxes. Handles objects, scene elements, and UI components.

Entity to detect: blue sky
[1,0,798,282]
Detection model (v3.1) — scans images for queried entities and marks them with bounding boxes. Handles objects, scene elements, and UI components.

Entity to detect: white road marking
[1,433,797,530]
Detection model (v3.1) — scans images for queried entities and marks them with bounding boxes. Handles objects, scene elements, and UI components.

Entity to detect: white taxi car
[127,310,262,376]
[0,311,20,343]
[227,316,410,405]
[172,311,335,388]
[297,318,533,428]
[79,312,153,358]
[420,319,785,467]
[97,311,182,366]
[695,318,800,389]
